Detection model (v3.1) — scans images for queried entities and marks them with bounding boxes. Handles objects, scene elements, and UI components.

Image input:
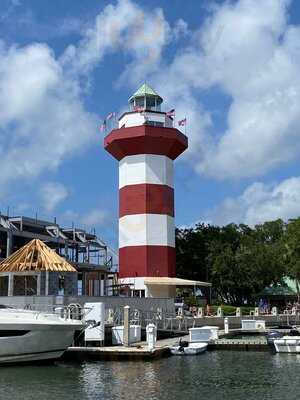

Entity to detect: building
[0,214,117,296]
[104,84,210,298]
[0,239,77,296]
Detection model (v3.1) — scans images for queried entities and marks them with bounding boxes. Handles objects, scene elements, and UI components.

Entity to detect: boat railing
[0,304,90,321]
[105,307,195,333]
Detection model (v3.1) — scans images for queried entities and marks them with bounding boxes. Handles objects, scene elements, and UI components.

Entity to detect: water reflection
[80,361,162,400]
[1,352,300,400]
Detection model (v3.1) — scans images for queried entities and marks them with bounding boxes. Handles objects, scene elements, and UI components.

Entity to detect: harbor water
[0,351,299,400]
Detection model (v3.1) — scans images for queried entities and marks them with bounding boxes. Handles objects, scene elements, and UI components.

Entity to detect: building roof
[0,239,76,273]
[128,83,162,102]
[144,277,212,287]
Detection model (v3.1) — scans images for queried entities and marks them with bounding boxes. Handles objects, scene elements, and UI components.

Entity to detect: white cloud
[40,182,68,212]
[0,0,173,195]
[62,0,171,84]
[1,0,300,206]
[80,209,109,227]
[0,42,98,191]
[208,176,300,226]
[173,19,190,40]
[146,0,300,180]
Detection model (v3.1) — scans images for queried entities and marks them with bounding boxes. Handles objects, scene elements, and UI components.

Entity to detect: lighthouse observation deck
[118,110,174,129]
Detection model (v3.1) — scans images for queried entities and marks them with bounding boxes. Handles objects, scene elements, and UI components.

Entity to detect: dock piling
[123,305,130,347]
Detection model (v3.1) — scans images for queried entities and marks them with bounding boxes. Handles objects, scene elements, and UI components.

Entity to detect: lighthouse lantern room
[104,84,189,298]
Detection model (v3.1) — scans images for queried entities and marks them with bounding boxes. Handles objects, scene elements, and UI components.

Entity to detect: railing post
[123,305,130,347]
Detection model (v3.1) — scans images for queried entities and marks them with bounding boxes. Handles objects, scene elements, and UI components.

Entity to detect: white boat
[274,336,300,353]
[170,341,208,355]
[0,306,85,364]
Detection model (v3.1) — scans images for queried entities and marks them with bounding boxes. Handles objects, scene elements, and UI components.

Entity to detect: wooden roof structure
[0,239,76,272]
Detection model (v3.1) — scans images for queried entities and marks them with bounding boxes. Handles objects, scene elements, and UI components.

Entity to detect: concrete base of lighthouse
[119,277,176,298]
[118,277,211,299]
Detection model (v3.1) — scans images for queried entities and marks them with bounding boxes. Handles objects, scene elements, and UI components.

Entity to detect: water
[0,352,299,400]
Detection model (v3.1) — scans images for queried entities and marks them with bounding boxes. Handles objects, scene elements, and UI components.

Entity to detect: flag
[100,120,106,132]
[106,112,116,120]
[166,109,175,117]
[178,118,187,126]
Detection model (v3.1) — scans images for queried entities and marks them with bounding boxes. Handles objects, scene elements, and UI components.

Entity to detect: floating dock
[63,330,273,361]
[64,345,169,361]
[64,337,183,361]
[209,338,269,352]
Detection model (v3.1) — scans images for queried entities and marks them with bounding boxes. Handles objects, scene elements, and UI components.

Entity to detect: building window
[58,275,65,295]
[0,276,8,296]
[13,275,37,296]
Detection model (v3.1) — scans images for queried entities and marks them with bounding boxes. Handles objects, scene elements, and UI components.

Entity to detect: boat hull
[170,342,208,355]
[274,336,300,353]
[0,312,83,364]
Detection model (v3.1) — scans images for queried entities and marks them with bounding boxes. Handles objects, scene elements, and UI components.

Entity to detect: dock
[64,336,181,361]
[63,330,273,361]
[64,330,270,361]
[64,346,169,361]
[209,338,269,352]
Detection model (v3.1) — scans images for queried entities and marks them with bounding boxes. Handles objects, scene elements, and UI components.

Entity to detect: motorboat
[0,306,85,364]
[274,333,300,353]
[170,339,208,355]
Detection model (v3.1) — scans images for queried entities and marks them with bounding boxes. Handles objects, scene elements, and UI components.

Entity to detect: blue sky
[1,0,300,250]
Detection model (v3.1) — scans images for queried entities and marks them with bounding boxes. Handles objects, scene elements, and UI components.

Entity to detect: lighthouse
[104,84,188,297]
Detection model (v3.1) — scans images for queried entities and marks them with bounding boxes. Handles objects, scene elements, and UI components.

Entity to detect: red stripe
[119,246,176,278]
[104,125,188,161]
[119,184,174,218]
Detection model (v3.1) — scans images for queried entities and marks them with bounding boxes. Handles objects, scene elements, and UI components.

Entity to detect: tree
[176,220,286,305]
[283,218,300,300]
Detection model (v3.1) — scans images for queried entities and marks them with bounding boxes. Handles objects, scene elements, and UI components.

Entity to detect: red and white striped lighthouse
[104,84,188,285]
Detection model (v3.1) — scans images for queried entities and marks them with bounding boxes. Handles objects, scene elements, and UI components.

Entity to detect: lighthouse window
[135,97,145,108]
[145,121,164,127]
[146,97,156,109]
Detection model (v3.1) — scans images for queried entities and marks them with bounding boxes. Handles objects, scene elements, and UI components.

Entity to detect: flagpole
[185,116,187,136]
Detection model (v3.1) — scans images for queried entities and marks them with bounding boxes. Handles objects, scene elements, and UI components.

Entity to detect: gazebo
[0,239,78,296]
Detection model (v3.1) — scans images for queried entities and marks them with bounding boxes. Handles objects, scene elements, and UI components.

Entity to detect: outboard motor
[178,338,189,352]
[289,328,300,336]
[266,330,283,349]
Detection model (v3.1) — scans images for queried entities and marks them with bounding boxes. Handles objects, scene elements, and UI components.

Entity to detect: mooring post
[271,306,278,316]
[123,305,130,347]
[224,317,229,334]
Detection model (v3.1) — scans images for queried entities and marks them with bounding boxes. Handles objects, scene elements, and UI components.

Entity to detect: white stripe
[119,214,175,248]
[119,154,173,189]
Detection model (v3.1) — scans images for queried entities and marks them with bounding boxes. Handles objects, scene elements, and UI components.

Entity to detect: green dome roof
[128,83,163,103]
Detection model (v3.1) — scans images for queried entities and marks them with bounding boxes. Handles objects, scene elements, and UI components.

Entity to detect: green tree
[283,218,300,299]
[176,220,286,305]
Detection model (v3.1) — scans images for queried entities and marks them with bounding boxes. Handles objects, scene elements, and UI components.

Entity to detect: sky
[1,0,300,250]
